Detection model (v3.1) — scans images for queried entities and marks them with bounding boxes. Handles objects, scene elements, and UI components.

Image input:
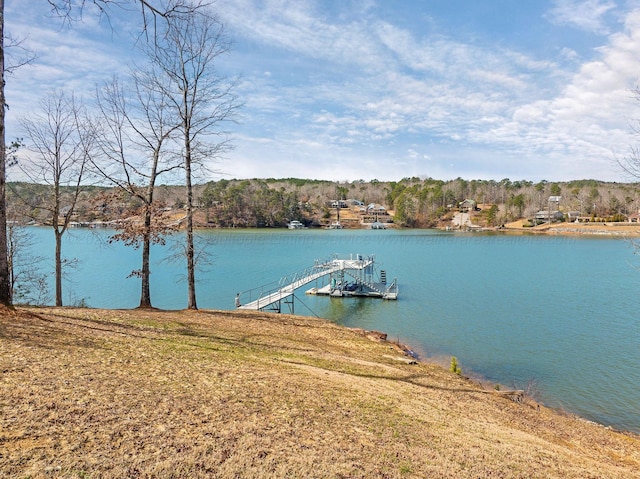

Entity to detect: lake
[19,226,640,433]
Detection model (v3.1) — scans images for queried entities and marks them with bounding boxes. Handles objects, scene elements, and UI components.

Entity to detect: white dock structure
[237,254,398,313]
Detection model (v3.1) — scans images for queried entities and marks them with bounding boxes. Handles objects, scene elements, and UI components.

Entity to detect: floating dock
[237,254,398,313]
[305,255,397,299]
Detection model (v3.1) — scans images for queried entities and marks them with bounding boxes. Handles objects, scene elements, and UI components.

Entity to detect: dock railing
[237,262,330,310]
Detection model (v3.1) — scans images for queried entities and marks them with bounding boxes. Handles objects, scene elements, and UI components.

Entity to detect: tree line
[385,177,640,227]
[8,176,640,229]
[199,177,640,228]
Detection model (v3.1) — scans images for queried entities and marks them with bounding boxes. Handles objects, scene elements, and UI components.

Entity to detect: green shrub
[450,356,461,375]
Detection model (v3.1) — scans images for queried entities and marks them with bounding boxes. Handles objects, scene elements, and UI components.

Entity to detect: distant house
[459,199,476,212]
[60,206,77,219]
[535,210,564,222]
[628,212,640,223]
[366,203,386,212]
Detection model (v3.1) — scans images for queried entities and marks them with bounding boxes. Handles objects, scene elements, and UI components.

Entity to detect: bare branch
[3,33,35,75]
[46,0,213,35]
[619,87,640,181]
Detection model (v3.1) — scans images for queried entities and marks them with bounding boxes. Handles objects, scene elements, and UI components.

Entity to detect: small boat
[370,221,386,229]
[287,220,306,229]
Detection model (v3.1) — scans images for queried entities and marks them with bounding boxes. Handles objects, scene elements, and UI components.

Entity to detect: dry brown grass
[1,306,639,478]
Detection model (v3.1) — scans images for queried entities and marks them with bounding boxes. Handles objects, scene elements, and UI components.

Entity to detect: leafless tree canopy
[0,0,215,306]
[146,9,239,171]
[47,0,208,18]
[3,35,34,76]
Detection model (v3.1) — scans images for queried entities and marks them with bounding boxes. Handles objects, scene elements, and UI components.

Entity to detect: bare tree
[5,142,49,305]
[17,91,92,306]
[0,1,207,307]
[0,0,11,305]
[617,86,640,180]
[94,73,181,308]
[147,9,238,309]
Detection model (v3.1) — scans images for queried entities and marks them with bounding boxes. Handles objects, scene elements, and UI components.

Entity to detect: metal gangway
[237,255,375,313]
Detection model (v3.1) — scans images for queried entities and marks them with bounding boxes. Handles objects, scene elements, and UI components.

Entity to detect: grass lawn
[1,306,639,478]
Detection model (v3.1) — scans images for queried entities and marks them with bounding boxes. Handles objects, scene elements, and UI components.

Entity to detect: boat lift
[237,254,398,313]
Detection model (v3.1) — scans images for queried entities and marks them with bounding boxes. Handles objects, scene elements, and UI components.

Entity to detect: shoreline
[29,217,640,236]
[352,325,640,437]
[9,302,637,436]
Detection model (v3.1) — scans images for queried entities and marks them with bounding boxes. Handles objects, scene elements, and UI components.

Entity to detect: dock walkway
[238,266,341,311]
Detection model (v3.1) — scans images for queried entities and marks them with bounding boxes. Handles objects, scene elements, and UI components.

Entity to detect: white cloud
[560,47,581,62]
[7,0,640,182]
[205,3,640,181]
[547,0,617,33]
[486,8,640,164]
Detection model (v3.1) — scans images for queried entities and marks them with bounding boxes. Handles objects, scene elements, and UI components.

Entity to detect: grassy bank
[1,307,639,478]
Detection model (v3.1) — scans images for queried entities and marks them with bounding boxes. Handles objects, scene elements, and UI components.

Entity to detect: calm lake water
[21,227,640,433]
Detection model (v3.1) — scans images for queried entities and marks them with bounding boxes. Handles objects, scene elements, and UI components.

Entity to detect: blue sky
[7,0,640,182]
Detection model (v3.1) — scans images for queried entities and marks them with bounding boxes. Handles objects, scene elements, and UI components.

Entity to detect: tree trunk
[0,0,12,306]
[54,230,62,306]
[139,206,152,308]
[185,140,197,310]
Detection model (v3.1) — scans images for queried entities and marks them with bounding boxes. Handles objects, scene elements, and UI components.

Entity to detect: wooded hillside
[7,177,640,229]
